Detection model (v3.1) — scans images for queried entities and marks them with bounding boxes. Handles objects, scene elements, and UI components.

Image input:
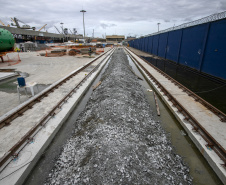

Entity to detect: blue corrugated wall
[147,36,153,53]
[179,24,207,70]
[202,19,226,78]
[166,30,182,62]
[152,35,159,55]
[128,18,226,80]
[158,33,168,58]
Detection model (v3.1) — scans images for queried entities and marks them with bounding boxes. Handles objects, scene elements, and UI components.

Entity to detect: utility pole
[60,22,64,42]
[80,9,86,40]
[157,23,160,32]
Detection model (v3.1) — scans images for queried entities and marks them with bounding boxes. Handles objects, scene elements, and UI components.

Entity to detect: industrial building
[106,35,125,43]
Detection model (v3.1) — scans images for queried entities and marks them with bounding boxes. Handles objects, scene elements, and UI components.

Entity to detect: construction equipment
[0,28,15,62]
[64,28,68,35]
[69,29,73,34]
[0,20,6,26]
[11,17,35,30]
[0,20,10,27]
[38,24,47,31]
[54,26,61,34]
[0,28,15,51]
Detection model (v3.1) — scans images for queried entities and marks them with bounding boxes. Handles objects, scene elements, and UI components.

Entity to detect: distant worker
[89,47,92,57]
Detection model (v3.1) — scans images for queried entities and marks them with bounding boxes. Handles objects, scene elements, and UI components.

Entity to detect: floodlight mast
[80,10,86,39]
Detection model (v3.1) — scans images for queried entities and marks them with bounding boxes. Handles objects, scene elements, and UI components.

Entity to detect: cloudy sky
[0,0,225,38]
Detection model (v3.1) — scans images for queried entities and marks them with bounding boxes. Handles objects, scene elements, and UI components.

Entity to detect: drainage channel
[126,53,222,185]
[25,49,222,185]
[23,53,113,185]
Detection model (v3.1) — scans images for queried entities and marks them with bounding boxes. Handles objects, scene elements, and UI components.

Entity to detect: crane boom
[12,17,20,28]
[38,24,47,31]
[69,29,73,34]
[11,17,16,24]
[54,26,61,34]
[0,20,6,26]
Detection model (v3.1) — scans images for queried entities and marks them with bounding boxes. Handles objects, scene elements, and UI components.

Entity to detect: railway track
[126,47,226,167]
[0,48,114,168]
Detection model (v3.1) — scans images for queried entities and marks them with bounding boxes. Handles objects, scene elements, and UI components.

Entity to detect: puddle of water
[0,78,49,95]
[142,56,226,114]
[127,54,223,185]
[0,78,18,93]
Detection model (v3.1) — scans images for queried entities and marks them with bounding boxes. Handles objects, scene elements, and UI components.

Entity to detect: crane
[69,29,73,35]
[38,24,47,31]
[54,26,61,34]
[0,20,10,27]
[0,20,6,26]
[11,17,21,28]
[11,17,35,30]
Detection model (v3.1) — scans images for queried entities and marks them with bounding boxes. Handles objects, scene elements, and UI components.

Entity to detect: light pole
[80,9,86,40]
[60,22,64,42]
[157,23,160,32]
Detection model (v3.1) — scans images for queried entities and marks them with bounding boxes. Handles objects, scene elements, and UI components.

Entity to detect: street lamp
[80,9,86,40]
[157,23,160,32]
[60,22,64,42]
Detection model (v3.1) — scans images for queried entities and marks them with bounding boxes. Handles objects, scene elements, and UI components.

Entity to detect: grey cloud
[100,23,117,29]
[0,0,225,37]
[219,1,226,10]
[164,20,170,23]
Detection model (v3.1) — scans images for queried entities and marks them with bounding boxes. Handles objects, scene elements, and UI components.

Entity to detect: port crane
[0,20,10,27]
[54,26,62,34]
[38,24,47,31]
[11,17,35,30]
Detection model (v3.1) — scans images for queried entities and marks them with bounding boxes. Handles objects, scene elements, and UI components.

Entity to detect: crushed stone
[45,48,192,184]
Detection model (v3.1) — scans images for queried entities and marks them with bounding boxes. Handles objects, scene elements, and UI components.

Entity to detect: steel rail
[0,48,115,168]
[126,48,226,166]
[127,48,226,122]
[0,49,112,129]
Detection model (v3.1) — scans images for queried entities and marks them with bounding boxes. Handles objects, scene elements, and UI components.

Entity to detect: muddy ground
[45,48,192,184]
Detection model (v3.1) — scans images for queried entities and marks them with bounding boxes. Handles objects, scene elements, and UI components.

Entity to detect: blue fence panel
[144,37,149,52]
[202,19,226,80]
[136,39,139,49]
[152,35,159,55]
[131,40,134,47]
[179,24,207,70]
[166,29,182,62]
[147,36,153,54]
[139,39,142,50]
[129,18,226,80]
[139,38,142,50]
[158,33,168,58]
[128,40,132,47]
[141,38,144,51]
[143,37,146,51]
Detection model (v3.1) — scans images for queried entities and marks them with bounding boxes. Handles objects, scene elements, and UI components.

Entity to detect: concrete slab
[0,48,110,117]
[0,72,17,81]
[0,49,112,160]
[126,48,226,184]
[0,48,114,185]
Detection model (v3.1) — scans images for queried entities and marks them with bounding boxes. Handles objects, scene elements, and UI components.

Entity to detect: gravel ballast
[45,48,192,184]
